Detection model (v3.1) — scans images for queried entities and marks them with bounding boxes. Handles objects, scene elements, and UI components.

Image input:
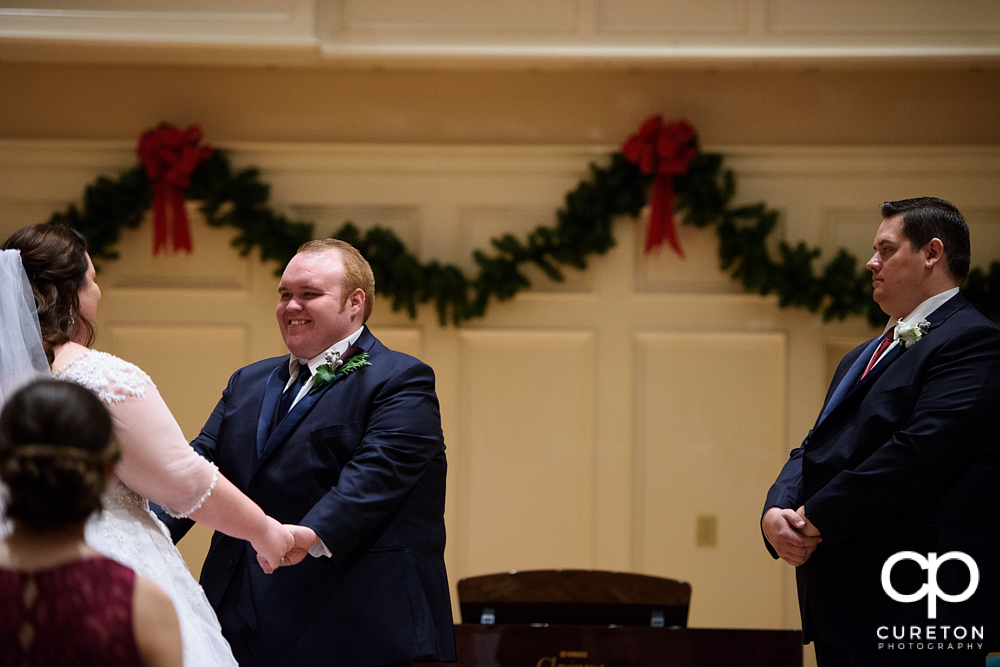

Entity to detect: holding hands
[253,522,321,573]
[762,506,822,567]
[281,524,321,567]
[253,517,295,574]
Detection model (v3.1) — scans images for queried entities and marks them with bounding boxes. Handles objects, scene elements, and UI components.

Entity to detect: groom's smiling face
[277,250,360,359]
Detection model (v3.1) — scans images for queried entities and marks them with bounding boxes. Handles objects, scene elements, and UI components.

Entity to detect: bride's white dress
[54,349,238,667]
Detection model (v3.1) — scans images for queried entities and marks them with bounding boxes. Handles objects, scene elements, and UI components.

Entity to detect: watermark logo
[881,551,979,619]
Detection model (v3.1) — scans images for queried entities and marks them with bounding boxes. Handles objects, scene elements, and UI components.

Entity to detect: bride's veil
[0,248,49,535]
[0,249,49,406]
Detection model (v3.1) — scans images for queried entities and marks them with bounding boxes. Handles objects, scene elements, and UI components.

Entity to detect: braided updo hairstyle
[0,379,119,531]
[0,224,95,364]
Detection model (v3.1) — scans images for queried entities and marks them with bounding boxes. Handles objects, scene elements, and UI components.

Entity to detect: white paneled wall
[1,139,998,632]
[457,330,596,574]
[634,332,786,628]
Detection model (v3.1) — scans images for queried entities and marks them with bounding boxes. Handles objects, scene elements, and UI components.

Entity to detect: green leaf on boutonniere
[339,353,371,376]
[313,364,336,386]
[308,349,371,394]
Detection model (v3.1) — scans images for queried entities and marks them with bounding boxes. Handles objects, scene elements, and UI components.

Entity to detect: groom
[762,197,1000,666]
[163,239,456,666]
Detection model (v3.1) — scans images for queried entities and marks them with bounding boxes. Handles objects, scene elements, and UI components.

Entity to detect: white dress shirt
[281,325,365,558]
[282,325,366,412]
[869,287,959,372]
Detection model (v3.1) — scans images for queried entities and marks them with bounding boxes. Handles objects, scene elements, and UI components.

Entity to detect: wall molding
[3,138,999,176]
[1,0,998,68]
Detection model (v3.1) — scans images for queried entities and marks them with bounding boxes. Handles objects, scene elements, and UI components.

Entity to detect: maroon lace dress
[0,556,143,667]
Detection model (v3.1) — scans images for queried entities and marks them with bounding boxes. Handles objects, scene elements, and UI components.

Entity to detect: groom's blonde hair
[297,239,375,322]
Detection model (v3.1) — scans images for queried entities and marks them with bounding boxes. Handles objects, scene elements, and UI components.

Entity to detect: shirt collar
[881,287,959,337]
[288,326,365,378]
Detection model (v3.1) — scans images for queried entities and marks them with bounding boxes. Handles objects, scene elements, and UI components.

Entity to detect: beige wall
[1,63,999,145]
[1,60,998,667]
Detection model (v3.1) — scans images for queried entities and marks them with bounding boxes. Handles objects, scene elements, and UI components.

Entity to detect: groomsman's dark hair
[881,197,971,281]
[297,239,376,322]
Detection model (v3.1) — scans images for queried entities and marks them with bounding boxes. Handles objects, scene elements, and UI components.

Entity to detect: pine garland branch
[47,166,151,265]
[45,125,999,327]
[965,262,1000,323]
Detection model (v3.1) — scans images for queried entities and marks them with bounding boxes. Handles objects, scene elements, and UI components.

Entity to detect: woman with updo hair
[0,226,295,667]
[0,379,182,667]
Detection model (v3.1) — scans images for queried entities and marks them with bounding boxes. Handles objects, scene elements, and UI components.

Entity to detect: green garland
[48,126,1000,327]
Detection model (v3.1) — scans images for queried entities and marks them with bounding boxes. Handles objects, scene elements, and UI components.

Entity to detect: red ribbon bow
[621,116,697,257]
[137,125,213,255]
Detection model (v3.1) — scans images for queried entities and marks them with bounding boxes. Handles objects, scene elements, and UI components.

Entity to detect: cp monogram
[881,551,979,619]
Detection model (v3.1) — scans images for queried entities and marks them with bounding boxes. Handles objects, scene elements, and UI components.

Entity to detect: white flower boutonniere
[895,319,931,349]
[309,344,371,395]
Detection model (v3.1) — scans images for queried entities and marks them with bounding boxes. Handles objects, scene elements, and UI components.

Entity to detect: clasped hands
[254,523,321,574]
[762,506,822,567]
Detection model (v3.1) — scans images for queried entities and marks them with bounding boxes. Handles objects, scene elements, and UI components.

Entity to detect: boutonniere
[895,319,931,349]
[309,345,371,394]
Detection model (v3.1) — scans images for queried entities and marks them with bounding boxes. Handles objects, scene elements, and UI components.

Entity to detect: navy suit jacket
[764,293,1000,657]
[164,328,456,666]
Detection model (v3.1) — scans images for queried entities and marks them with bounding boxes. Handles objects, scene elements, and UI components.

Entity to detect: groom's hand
[280,524,320,566]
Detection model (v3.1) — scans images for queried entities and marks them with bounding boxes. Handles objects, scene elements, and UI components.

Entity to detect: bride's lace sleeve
[55,350,218,518]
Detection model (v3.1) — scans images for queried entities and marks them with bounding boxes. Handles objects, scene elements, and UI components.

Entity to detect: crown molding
[1,0,997,69]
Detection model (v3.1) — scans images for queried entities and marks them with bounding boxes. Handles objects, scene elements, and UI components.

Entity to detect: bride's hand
[252,517,294,574]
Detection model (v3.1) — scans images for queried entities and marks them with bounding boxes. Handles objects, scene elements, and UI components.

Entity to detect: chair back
[457,569,691,628]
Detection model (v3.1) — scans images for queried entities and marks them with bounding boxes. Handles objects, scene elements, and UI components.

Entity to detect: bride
[0,225,294,667]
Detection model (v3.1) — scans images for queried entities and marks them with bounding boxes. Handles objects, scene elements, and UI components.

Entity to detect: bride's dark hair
[0,379,119,531]
[1,224,95,363]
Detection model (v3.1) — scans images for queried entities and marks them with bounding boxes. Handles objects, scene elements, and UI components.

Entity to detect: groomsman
[762,197,1000,666]
[163,239,456,666]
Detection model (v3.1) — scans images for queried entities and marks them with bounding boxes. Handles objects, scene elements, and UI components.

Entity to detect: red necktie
[860,334,894,380]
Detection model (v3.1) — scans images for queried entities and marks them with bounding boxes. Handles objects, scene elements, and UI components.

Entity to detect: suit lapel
[253,329,378,473]
[814,292,968,429]
[849,293,966,394]
[849,343,902,394]
[256,362,289,460]
[924,291,967,329]
[816,336,881,426]
[255,374,340,470]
